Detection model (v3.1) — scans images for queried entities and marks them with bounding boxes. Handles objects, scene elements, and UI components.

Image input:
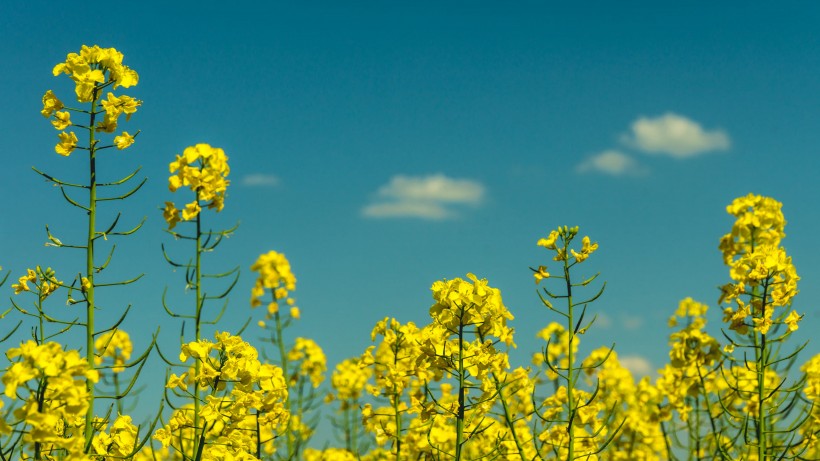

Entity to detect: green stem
[563,253,575,461]
[274,308,293,460]
[455,318,465,461]
[492,374,529,460]
[84,85,100,445]
[193,194,203,458]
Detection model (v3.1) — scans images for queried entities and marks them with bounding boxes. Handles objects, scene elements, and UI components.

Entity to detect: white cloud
[576,150,647,176]
[241,173,280,187]
[363,174,485,220]
[619,355,654,378]
[591,313,612,329]
[620,314,644,331]
[622,112,730,157]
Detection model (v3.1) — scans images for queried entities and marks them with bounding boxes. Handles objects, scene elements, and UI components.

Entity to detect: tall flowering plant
[29,44,152,451]
[530,226,623,460]
[159,143,245,460]
[716,194,809,459]
[252,250,327,461]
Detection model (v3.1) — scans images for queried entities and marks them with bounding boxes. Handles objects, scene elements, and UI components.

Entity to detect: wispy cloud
[576,150,647,176]
[362,174,485,220]
[241,173,280,187]
[620,313,645,331]
[622,112,730,157]
[619,355,654,378]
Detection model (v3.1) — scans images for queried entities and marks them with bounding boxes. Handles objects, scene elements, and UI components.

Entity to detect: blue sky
[2,1,820,427]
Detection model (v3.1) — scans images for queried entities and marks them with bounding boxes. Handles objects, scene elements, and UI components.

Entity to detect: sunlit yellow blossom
[287,337,327,388]
[163,201,181,229]
[537,230,559,249]
[11,269,37,295]
[55,131,78,156]
[785,310,802,332]
[251,250,297,311]
[101,92,142,121]
[113,131,135,150]
[570,235,599,263]
[182,201,201,221]
[94,330,133,373]
[51,111,71,130]
[290,306,301,319]
[52,45,139,102]
[41,90,64,117]
[533,265,550,284]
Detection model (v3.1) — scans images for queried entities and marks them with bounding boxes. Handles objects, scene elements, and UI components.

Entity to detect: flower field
[3,44,820,461]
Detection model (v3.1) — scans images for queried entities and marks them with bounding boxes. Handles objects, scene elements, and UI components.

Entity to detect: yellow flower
[51,111,72,130]
[533,265,550,284]
[290,306,301,319]
[101,92,142,121]
[113,131,135,150]
[785,310,802,332]
[94,330,133,373]
[537,230,560,249]
[162,202,181,230]
[55,131,78,156]
[41,90,64,117]
[571,235,599,263]
[182,201,201,221]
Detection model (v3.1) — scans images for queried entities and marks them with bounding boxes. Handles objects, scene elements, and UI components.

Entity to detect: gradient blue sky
[2,1,820,426]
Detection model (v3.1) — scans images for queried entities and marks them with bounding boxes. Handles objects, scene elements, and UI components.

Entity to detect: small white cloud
[576,150,647,176]
[377,174,484,204]
[362,201,450,219]
[619,355,654,378]
[592,313,612,329]
[363,174,485,220]
[620,314,644,331]
[241,174,280,187]
[622,112,730,157]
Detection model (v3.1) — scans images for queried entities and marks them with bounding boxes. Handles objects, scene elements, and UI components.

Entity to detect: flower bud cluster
[94,329,133,373]
[156,332,290,459]
[1,341,100,457]
[250,250,298,321]
[533,226,598,283]
[718,194,800,335]
[11,266,61,299]
[164,143,230,228]
[45,45,140,156]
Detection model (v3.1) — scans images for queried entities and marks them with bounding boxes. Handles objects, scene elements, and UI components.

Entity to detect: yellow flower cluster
[582,349,668,459]
[163,143,230,229]
[533,322,578,380]
[1,341,99,458]
[46,45,140,156]
[52,45,138,102]
[94,329,133,373]
[287,337,327,388]
[538,386,607,460]
[250,250,297,314]
[157,332,289,459]
[91,415,139,459]
[363,318,425,398]
[534,226,599,283]
[428,273,515,347]
[656,298,722,422]
[718,194,801,336]
[11,266,60,299]
[329,357,372,405]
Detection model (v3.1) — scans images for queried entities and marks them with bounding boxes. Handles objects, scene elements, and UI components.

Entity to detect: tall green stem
[563,256,575,461]
[193,198,203,458]
[455,317,465,461]
[84,86,99,444]
[274,309,293,460]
